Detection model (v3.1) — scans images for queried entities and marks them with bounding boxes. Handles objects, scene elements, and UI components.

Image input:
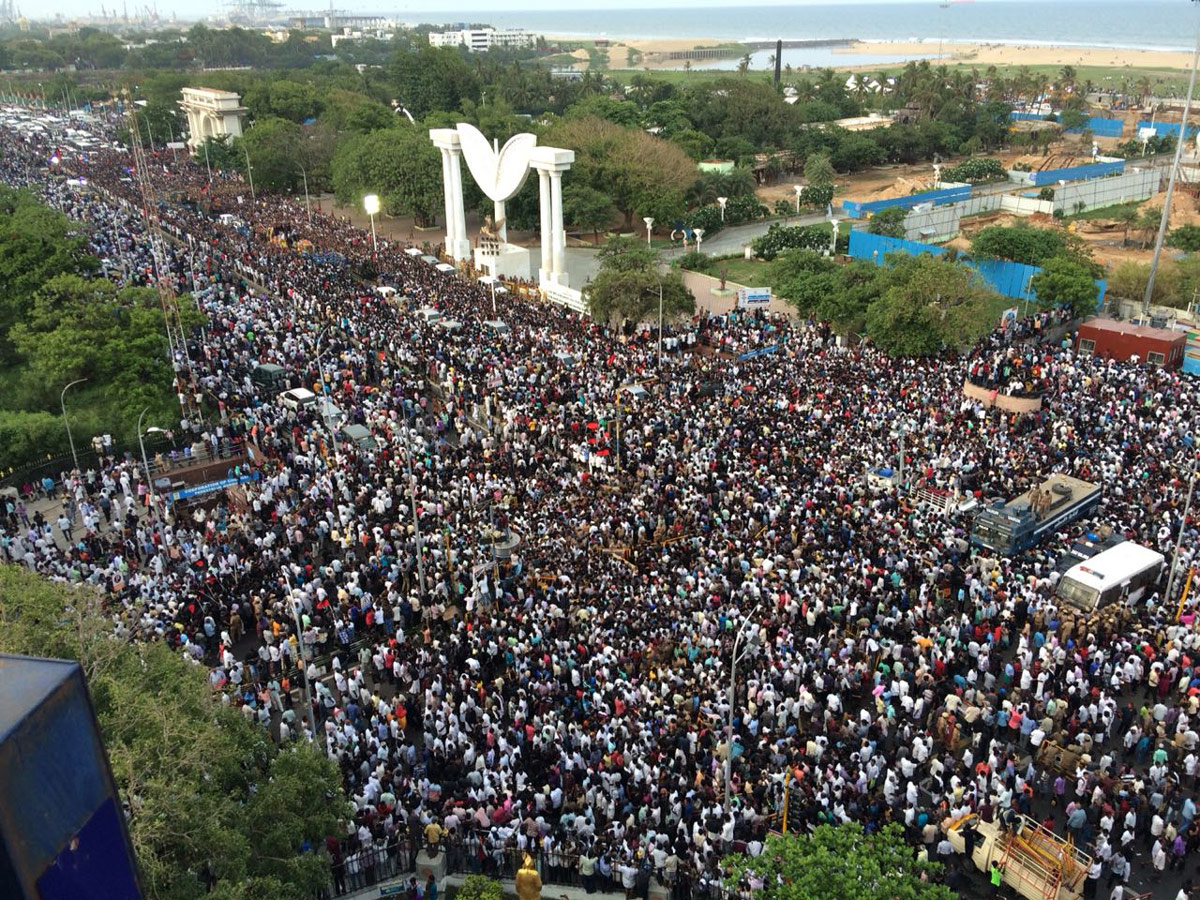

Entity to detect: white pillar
[440,149,455,251]
[550,170,565,280]
[448,149,469,259]
[538,169,552,279]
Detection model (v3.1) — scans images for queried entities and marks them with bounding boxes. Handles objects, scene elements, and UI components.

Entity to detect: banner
[737,287,771,309]
[168,472,260,504]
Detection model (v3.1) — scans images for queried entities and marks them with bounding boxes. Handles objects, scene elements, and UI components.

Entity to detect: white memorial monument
[179,88,248,152]
[429,124,583,311]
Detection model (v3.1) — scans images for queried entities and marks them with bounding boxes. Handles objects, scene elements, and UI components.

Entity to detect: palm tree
[1136,207,1162,249]
[1112,204,1138,246]
[737,53,752,76]
[1058,65,1077,98]
[683,60,691,77]
[1133,76,1153,107]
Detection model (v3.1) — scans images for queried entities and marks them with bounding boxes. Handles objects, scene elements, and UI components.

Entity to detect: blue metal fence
[1137,120,1200,140]
[1009,112,1124,137]
[841,184,972,219]
[847,230,1107,309]
[1027,158,1124,186]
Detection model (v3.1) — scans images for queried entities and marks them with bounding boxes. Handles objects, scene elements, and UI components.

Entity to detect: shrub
[452,876,503,900]
[1168,224,1200,252]
[752,223,834,261]
[677,250,713,272]
[724,194,768,226]
[800,183,835,209]
[942,158,1007,184]
[867,207,908,239]
[1038,187,1055,201]
[774,198,796,217]
[682,204,724,236]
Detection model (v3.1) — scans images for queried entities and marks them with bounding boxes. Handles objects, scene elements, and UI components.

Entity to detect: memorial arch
[179,88,248,152]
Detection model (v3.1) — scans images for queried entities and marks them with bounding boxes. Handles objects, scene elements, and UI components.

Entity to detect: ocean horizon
[400,1,1200,54]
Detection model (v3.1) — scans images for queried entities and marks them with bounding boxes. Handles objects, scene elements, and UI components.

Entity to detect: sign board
[379,885,408,897]
[737,287,771,309]
[166,141,186,150]
[541,282,587,314]
[737,344,780,361]
[168,472,260,504]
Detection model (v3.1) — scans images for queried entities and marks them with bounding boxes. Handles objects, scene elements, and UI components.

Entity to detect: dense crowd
[3,113,1200,900]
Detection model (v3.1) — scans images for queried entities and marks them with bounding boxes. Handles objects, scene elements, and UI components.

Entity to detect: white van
[278,387,317,412]
[415,307,443,325]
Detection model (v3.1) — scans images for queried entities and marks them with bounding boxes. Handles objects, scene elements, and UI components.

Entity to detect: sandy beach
[547,32,1198,73]
[837,40,1197,71]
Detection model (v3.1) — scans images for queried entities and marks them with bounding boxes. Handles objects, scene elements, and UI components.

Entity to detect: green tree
[237,117,307,192]
[0,565,345,900]
[1108,259,1184,308]
[722,823,953,900]
[865,253,997,355]
[0,186,98,364]
[543,116,696,229]
[563,184,616,243]
[867,206,908,239]
[970,223,1071,266]
[584,238,695,323]
[193,135,242,174]
[1029,256,1100,317]
[455,875,503,900]
[332,126,443,226]
[803,151,836,187]
[771,250,841,315]
[390,45,481,119]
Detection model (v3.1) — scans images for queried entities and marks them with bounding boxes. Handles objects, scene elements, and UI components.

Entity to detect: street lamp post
[61,378,88,473]
[695,227,705,255]
[298,162,311,222]
[364,194,380,255]
[202,137,212,183]
[657,280,665,370]
[643,216,654,250]
[281,569,320,750]
[793,184,803,214]
[242,142,256,202]
[1146,9,1200,314]
[724,600,764,823]
[1165,455,1198,612]
[137,405,167,516]
[717,196,728,222]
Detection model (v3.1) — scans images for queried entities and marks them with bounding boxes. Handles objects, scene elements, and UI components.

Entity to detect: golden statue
[515,853,542,900]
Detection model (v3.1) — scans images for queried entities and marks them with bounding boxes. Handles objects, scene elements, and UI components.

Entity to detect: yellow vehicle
[945,813,1091,900]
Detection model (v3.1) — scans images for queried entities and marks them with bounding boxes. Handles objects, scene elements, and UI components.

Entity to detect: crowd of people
[3,112,1200,900]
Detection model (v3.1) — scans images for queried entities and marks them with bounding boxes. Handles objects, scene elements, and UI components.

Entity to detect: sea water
[410,1,1200,60]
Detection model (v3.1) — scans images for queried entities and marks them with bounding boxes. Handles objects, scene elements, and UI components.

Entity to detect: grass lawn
[1064,199,1141,222]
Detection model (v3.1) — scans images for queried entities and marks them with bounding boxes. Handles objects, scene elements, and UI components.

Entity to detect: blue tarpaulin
[847,230,1107,309]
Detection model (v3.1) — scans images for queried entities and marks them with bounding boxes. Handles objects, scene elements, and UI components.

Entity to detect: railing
[311,834,747,900]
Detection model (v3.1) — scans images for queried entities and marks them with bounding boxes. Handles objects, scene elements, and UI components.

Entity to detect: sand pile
[1139,190,1200,230]
[870,175,934,200]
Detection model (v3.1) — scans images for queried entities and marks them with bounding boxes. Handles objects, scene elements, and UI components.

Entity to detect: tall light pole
[793,184,803,214]
[643,216,654,250]
[242,142,256,202]
[1165,455,1198,611]
[281,568,320,750]
[137,406,166,516]
[1145,8,1200,314]
[717,196,728,222]
[298,161,311,222]
[364,193,380,255]
[695,227,705,255]
[202,137,212,183]
[61,377,88,473]
[725,600,764,823]
[657,279,665,370]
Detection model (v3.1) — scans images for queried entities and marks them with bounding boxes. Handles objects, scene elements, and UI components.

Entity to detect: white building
[331,27,395,48]
[179,88,247,152]
[428,28,537,52]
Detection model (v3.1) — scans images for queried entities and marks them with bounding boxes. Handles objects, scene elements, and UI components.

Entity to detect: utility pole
[281,569,321,752]
[1145,12,1200,314]
[724,601,764,823]
[1165,456,1198,609]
